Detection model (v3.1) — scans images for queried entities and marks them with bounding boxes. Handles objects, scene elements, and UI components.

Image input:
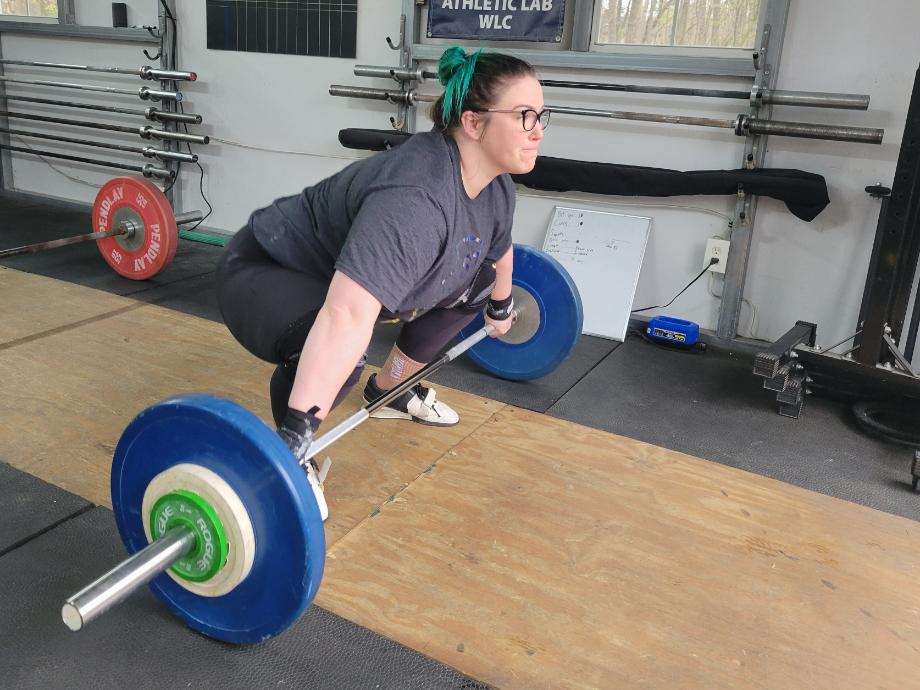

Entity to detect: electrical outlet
[704,238,730,274]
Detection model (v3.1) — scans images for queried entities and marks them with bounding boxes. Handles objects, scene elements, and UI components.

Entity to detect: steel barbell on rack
[0,74,182,103]
[328,85,884,145]
[60,246,583,643]
[0,58,196,82]
[0,144,175,181]
[0,110,209,145]
[0,176,204,279]
[1,93,203,125]
[353,64,872,110]
[0,125,198,163]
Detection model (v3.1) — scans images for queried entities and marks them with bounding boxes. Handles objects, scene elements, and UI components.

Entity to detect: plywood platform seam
[326,404,511,556]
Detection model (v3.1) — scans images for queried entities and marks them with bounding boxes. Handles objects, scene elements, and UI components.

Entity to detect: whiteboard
[541,206,652,341]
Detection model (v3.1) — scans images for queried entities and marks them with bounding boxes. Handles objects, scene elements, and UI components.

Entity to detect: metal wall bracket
[717,0,790,340]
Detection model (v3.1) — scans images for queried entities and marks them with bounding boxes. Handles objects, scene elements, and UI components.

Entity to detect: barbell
[60,245,584,643]
[0,176,203,280]
[353,64,872,111]
[0,58,196,82]
[328,85,885,145]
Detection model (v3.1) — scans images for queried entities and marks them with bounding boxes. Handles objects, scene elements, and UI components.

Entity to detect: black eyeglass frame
[473,107,551,132]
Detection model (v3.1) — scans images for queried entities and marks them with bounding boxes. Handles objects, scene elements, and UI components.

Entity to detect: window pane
[675,0,760,48]
[0,0,58,16]
[596,0,760,49]
[596,0,678,46]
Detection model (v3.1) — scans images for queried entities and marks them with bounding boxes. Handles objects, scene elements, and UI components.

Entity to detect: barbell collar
[62,526,197,632]
[144,107,203,125]
[138,66,197,82]
[142,164,176,181]
[143,146,198,163]
[140,126,209,145]
[119,220,140,238]
[354,64,429,83]
[138,87,183,103]
[329,84,419,106]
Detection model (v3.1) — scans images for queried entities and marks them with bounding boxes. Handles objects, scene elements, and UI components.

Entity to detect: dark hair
[430,47,536,132]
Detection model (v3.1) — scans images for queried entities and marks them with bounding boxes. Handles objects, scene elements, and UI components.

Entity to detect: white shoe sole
[367,404,460,427]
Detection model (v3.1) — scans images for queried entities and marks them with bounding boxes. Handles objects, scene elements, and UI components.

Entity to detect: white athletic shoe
[363,374,460,426]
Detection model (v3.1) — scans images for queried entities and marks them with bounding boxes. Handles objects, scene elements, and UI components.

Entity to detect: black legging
[216,226,493,425]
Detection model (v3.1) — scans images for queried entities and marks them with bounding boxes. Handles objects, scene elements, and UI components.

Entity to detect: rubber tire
[851,399,920,447]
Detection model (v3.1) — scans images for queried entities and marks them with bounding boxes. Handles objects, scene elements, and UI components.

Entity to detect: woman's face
[478,75,546,175]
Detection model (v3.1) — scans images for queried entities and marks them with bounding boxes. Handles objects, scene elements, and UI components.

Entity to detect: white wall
[2,0,919,357]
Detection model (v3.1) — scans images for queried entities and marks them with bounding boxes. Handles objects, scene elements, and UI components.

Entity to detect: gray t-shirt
[249,131,515,320]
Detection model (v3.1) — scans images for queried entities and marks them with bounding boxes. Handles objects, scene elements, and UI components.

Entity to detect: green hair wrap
[437,46,482,125]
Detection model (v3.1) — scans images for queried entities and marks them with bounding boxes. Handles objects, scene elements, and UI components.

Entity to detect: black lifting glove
[277,405,322,465]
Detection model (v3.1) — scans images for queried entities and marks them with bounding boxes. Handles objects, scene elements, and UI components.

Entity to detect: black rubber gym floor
[0,484,488,689]
[2,191,916,687]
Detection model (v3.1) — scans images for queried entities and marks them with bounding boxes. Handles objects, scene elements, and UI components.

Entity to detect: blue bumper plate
[111,394,325,644]
[460,244,583,380]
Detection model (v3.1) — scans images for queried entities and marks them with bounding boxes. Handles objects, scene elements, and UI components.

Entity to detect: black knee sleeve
[269,360,298,428]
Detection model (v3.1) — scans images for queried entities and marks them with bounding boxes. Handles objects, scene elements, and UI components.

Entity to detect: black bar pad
[337,128,831,222]
[338,128,411,151]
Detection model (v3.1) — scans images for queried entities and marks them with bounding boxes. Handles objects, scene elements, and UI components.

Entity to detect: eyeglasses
[476,108,551,132]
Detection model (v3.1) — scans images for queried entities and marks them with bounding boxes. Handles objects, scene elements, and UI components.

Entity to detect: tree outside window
[596,0,761,49]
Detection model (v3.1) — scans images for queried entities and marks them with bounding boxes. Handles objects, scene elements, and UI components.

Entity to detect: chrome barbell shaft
[0,126,198,162]
[0,209,206,259]
[0,93,202,124]
[62,526,197,632]
[0,74,182,102]
[0,227,127,258]
[550,103,737,129]
[0,110,209,145]
[0,58,196,82]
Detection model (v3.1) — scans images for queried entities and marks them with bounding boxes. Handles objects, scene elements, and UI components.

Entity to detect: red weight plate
[93,176,179,280]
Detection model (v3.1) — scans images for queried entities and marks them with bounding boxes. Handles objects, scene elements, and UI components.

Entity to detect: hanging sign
[428,0,566,42]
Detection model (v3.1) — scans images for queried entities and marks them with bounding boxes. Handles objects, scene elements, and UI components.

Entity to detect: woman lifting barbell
[215,47,550,521]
